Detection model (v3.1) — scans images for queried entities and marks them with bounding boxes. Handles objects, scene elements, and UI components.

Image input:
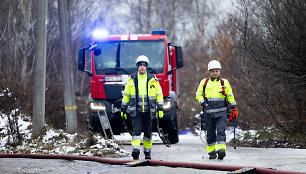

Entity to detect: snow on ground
[0,111,128,157]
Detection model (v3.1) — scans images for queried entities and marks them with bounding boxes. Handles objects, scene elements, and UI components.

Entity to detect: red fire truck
[78,30,183,143]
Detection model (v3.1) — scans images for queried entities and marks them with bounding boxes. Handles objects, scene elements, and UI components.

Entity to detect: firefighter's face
[138,64,147,75]
[209,69,221,78]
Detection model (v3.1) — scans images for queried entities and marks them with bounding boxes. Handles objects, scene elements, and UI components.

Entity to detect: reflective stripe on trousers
[132,135,141,150]
[143,136,152,152]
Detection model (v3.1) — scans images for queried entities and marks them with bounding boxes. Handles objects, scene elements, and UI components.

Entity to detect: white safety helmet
[136,55,150,67]
[208,60,221,71]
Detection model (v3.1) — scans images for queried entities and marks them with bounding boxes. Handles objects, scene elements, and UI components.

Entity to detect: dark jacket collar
[210,76,220,81]
[131,71,154,80]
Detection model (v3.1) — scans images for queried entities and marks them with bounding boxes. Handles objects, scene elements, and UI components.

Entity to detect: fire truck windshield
[94,40,165,75]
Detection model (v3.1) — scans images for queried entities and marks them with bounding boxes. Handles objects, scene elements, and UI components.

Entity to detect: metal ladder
[97,109,114,139]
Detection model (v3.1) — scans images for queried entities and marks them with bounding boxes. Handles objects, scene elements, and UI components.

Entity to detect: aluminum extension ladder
[97,109,114,139]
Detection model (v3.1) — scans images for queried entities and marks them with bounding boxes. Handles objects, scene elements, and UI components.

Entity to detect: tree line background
[0,0,305,145]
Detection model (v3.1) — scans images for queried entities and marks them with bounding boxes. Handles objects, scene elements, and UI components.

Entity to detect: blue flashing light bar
[92,28,109,40]
[152,30,166,35]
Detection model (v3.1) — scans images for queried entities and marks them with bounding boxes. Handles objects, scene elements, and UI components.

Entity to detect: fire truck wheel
[166,110,179,144]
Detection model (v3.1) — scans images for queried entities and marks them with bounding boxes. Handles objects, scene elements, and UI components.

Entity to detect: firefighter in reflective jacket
[121,55,164,160]
[196,60,238,160]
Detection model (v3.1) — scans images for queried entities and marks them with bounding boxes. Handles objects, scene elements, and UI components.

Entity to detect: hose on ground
[0,153,304,174]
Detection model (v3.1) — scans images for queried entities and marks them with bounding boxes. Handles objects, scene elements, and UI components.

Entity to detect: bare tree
[32,0,48,137]
[58,0,77,133]
[230,0,306,140]
[0,0,36,113]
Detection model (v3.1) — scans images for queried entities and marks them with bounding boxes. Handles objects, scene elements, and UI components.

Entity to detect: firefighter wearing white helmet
[121,55,163,160]
[136,55,150,67]
[208,60,222,70]
[196,60,238,160]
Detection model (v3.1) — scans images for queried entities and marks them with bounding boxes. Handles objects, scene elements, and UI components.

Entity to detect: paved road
[119,134,306,173]
[0,134,305,174]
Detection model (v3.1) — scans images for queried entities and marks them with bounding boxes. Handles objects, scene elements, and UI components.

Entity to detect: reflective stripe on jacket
[122,72,163,119]
[196,77,236,118]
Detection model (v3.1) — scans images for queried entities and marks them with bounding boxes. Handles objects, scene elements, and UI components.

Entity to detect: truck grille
[104,84,124,99]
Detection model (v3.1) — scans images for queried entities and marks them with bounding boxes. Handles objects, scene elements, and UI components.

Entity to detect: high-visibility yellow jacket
[122,72,163,119]
[196,77,236,118]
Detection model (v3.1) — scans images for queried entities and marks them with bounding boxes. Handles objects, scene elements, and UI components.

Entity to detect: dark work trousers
[205,116,227,151]
[131,112,152,139]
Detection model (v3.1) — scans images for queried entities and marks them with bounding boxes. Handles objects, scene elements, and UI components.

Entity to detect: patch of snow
[0,111,127,156]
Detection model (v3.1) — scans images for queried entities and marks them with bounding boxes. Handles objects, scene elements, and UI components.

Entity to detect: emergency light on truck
[92,28,109,40]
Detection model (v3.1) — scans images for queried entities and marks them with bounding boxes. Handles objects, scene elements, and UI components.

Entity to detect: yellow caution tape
[65,106,77,110]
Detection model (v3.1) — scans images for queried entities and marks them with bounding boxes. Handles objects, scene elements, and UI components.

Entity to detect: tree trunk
[32,0,47,137]
[58,0,77,133]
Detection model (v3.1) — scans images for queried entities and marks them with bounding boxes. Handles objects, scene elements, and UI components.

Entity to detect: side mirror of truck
[166,45,184,75]
[175,46,183,69]
[78,48,86,71]
[78,47,93,77]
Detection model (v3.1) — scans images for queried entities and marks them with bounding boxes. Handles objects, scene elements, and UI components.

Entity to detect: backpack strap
[202,78,210,102]
[220,77,226,97]
[220,77,229,106]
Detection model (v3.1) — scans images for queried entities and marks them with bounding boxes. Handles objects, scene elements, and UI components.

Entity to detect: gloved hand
[232,109,238,119]
[229,109,238,122]
[121,112,127,120]
[156,110,163,119]
[229,114,234,122]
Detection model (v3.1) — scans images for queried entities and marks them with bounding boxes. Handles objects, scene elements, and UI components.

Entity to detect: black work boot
[144,152,151,160]
[208,151,217,159]
[209,153,217,159]
[132,149,140,160]
[217,149,226,160]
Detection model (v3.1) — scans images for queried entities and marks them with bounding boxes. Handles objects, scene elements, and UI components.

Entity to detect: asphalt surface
[0,134,305,174]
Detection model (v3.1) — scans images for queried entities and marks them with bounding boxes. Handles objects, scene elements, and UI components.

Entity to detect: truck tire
[165,109,179,144]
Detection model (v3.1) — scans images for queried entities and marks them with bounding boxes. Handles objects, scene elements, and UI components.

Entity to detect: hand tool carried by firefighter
[233,117,236,150]
[228,112,237,150]
[121,111,132,136]
[199,106,207,145]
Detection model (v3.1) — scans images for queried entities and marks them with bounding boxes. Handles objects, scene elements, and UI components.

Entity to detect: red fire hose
[0,153,304,174]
